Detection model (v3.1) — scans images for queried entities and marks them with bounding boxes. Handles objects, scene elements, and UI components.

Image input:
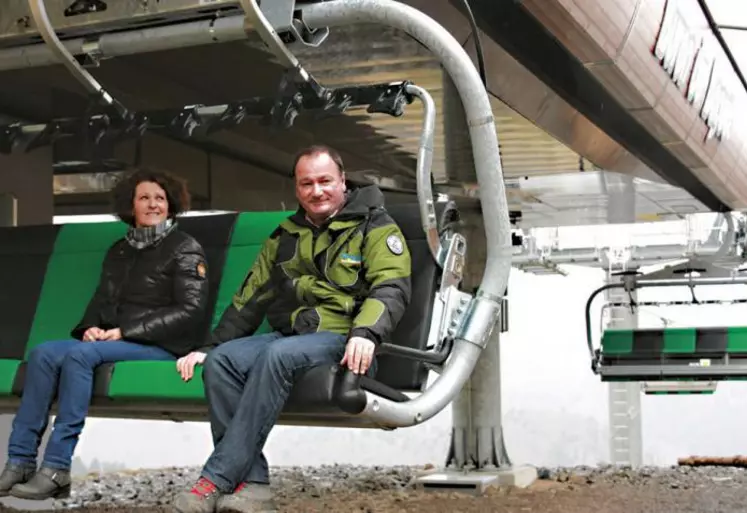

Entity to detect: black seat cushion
[177,213,239,343]
[374,201,458,391]
[0,224,60,360]
[283,201,460,412]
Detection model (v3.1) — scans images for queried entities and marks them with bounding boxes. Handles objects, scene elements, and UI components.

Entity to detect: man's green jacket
[212,185,412,346]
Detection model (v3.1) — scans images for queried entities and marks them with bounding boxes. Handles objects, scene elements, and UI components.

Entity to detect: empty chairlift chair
[586,269,747,394]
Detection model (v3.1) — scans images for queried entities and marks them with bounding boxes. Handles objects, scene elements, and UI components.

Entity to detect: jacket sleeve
[70,245,116,340]
[350,214,412,345]
[208,233,280,347]
[119,238,209,345]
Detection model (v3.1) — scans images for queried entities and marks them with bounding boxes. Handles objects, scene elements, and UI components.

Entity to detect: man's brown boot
[217,482,277,513]
[173,477,222,513]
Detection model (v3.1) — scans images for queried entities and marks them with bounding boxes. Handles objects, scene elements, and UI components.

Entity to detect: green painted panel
[0,359,21,395]
[662,327,696,353]
[26,222,127,354]
[601,329,633,354]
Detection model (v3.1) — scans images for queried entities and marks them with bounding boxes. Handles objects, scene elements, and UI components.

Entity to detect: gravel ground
[2,463,747,512]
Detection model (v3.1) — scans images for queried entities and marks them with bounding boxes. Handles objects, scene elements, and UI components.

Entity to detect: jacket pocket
[292,307,321,334]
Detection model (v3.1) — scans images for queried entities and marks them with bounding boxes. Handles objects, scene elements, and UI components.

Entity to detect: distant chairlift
[587,262,747,395]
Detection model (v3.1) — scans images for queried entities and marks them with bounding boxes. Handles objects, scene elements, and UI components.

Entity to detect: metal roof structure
[703,0,747,93]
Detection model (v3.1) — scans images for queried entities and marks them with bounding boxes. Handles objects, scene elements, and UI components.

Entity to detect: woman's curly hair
[111,167,191,226]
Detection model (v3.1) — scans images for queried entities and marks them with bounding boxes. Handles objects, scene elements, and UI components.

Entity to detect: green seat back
[25,222,127,355]
[211,211,292,333]
[0,223,60,395]
[0,359,22,395]
[108,210,292,400]
[602,327,747,358]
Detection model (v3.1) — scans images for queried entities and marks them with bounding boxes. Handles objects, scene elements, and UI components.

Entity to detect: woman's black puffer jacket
[71,229,210,357]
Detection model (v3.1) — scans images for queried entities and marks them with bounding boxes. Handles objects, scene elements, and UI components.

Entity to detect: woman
[0,168,210,501]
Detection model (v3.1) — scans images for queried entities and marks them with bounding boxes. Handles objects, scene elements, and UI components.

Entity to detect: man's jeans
[201,331,359,492]
[8,339,174,470]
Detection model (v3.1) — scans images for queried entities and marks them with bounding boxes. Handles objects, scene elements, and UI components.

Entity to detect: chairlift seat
[0,201,459,428]
[598,326,747,381]
[587,273,747,385]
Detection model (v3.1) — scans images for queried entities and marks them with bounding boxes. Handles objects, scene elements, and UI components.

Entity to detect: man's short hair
[291,145,345,177]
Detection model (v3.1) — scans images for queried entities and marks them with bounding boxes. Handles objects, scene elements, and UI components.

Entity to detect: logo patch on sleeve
[196,261,207,279]
[386,234,404,255]
[340,253,362,266]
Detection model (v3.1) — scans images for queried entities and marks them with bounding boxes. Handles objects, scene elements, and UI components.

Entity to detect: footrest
[598,361,747,381]
[642,380,717,395]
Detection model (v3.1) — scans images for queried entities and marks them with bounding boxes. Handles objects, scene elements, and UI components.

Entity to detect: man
[173,144,412,513]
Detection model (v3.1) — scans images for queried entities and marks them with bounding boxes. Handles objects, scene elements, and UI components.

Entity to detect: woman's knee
[28,340,75,368]
[61,343,101,370]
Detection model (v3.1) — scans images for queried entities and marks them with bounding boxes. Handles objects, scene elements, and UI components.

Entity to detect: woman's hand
[176,351,206,382]
[82,327,105,342]
[100,328,122,341]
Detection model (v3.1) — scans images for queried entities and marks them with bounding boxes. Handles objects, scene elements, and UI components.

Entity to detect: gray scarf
[125,217,177,249]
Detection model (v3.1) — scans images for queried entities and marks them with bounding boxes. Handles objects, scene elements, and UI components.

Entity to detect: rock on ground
[2,464,747,512]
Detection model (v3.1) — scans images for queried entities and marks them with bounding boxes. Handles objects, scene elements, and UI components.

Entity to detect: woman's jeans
[7,339,174,470]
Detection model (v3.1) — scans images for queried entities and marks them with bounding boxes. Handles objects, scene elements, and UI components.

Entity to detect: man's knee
[203,344,235,385]
[262,334,345,375]
[262,342,300,377]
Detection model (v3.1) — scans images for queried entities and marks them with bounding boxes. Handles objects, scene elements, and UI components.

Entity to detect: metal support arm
[0,81,414,154]
[27,0,127,119]
[404,83,441,262]
[240,0,329,99]
[301,0,511,428]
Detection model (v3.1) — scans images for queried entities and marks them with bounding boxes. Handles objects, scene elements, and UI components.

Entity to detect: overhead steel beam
[458,0,730,214]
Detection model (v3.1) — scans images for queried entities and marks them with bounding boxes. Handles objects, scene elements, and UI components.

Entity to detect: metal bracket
[368,82,414,117]
[260,0,330,48]
[266,68,333,129]
[28,0,127,120]
[240,0,327,97]
[611,269,641,315]
[422,285,472,365]
[439,232,467,294]
[442,289,472,342]
[64,1,108,17]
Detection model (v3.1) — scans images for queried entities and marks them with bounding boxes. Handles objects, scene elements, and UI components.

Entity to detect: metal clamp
[455,294,502,350]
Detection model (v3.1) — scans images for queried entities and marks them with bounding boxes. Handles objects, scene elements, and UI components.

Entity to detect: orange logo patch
[197,262,207,278]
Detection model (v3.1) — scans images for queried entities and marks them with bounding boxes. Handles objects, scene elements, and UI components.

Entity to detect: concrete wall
[124,136,298,212]
[0,149,53,226]
[0,149,54,511]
